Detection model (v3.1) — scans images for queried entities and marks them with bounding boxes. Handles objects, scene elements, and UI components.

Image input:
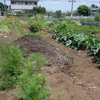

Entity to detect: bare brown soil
[0,25,100,100]
[14,35,73,69]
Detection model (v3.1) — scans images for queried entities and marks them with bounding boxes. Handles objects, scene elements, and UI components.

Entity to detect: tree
[46,11,52,18]
[77,5,91,16]
[55,10,62,18]
[91,4,98,8]
[0,2,4,11]
[66,11,71,16]
[0,2,8,11]
[73,10,78,16]
[33,6,46,16]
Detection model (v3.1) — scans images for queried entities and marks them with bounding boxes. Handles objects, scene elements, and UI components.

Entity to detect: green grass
[0,25,11,33]
[29,32,45,40]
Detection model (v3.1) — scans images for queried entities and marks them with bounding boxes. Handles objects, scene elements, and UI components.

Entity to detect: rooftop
[11,0,39,1]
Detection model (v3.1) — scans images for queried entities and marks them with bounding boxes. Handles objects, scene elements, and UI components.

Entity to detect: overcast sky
[1,0,100,12]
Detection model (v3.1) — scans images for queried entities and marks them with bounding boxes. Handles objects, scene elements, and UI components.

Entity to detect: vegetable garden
[0,17,100,100]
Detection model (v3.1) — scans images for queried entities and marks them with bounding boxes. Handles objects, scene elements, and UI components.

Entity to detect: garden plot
[1,18,100,100]
[14,35,74,73]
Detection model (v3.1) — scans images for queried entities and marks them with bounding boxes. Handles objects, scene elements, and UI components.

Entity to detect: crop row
[81,22,100,27]
[65,22,100,34]
[52,23,100,65]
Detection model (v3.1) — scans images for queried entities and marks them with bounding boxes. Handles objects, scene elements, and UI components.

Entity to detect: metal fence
[0,16,6,19]
[65,16,94,19]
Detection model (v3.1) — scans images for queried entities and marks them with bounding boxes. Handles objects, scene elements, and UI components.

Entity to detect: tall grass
[94,13,100,22]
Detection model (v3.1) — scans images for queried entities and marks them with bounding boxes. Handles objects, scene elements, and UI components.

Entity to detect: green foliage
[54,10,62,18]
[0,45,24,90]
[66,11,71,16]
[52,23,100,64]
[28,20,42,33]
[0,44,50,99]
[73,10,78,16]
[35,14,44,19]
[43,18,59,24]
[15,53,50,100]
[0,2,8,11]
[29,32,45,40]
[17,25,26,35]
[94,13,100,22]
[0,2,3,11]
[77,5,91,16]
[0,18,13,34]
[1,11,4,15]
[33,6,46,16]
[65,22,100,34]
[0,24,11,33]
[79,18,99,24]
[38,30,47,34]
[57,92,64,100]
[91,4,98,8]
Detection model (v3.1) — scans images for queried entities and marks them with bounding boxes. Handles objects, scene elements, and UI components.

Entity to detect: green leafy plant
[29,32,45,40]
[95,13,100,22]
[0,45,25,90]
[15,53,50,100]
[56,92,64,100]
[17,25,26,35]
[52,23,100,65]
[28,20,42,33]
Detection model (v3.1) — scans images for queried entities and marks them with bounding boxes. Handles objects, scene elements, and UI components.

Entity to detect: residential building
[89,7,100,14]
[10,0,39,14]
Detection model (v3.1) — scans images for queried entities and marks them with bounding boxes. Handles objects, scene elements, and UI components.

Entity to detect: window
[34,2,37,5]
[11,2,14,4]
[28,2,34,5]
[25,2,28,5]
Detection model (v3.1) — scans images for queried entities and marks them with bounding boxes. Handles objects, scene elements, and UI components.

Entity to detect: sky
[38,0,100,12]
[1,0,100,12]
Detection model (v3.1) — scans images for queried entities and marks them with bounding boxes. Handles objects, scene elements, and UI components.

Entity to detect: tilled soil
[14,35,74,73]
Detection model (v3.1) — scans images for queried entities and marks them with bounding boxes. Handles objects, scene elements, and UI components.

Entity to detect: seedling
[56,92,64,100]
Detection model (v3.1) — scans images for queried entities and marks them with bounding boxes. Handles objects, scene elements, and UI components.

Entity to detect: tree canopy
[77,5,91,16]
[91,4,98,8]
[55,10,62,18]
[0,2,8,11]
[33,6,46,15]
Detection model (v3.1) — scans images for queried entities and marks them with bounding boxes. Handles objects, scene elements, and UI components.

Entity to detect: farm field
[0,18,100,100]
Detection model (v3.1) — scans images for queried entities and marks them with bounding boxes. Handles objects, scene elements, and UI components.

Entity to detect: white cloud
[45,1,60,3]
[82,1,86,4]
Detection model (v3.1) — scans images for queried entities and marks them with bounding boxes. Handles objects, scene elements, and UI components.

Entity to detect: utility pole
[68,0,76,18]
[4,0,6,16]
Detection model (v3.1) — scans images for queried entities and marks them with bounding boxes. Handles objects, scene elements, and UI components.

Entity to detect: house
[89,7,100,14]
[10,0,39,14]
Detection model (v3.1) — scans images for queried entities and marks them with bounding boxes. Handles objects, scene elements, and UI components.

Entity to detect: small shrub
[0,45,24,90]
[1,11,4,16]
[15,53,50,100]
[56,92,64,100]
[94,13,100,22]
[35,14,44,19]
[28,21,42,33]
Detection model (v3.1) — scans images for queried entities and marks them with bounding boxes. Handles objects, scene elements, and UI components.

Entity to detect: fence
[0,16,6,19]
[65,16,94,19]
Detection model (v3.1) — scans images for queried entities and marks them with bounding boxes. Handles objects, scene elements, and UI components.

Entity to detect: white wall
[11,5,34,10]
